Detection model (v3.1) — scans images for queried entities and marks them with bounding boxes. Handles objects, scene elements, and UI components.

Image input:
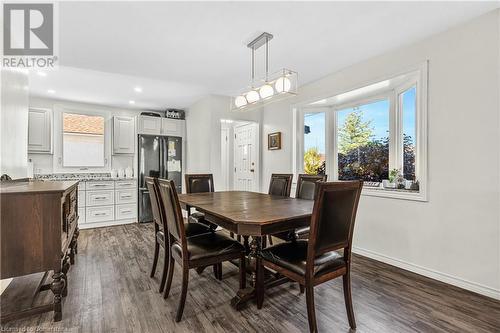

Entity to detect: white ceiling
[30,1,500,110]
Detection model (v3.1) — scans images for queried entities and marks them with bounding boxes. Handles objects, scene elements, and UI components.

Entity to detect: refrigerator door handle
[159,136,164,179]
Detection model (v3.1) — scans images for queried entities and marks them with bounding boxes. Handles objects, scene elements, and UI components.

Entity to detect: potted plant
[383,168,399,189]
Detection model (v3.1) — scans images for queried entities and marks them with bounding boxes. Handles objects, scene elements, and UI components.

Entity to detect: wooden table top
[178,191,314,236]
[0,180,79,194]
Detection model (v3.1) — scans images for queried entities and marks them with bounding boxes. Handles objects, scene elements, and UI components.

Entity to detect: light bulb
[259,84,274,99]
[275,76,291,93]
[246,90,260,103]
[234,95,247,108]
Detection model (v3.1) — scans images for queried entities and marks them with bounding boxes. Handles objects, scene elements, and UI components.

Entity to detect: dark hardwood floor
[4,223,500,332]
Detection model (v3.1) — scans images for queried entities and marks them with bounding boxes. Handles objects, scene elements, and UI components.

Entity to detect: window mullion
[326,108,337,180]
[389,91,402,173]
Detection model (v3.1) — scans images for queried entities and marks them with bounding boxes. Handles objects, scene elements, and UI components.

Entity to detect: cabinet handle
[92,184,108,187]
[94,212,107,216]
[121,209,132,213]
[121,195,132,198]
[94,196,107,200]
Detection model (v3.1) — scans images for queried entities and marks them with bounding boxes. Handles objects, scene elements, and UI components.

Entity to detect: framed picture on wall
[268,132,282,150]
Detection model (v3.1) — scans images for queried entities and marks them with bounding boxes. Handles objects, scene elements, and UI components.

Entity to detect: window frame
[53,105,111,173]
[293,62,428,201]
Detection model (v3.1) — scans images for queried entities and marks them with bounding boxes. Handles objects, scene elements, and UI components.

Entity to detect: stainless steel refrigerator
[138,135,182,223]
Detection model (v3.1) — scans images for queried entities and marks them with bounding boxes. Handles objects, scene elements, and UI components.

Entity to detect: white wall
[186,95,262,190]
[1,70,29,179]
[29,97,140,174]
[257,10,500,298]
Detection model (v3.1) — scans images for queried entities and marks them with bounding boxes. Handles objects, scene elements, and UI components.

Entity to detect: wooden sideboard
[0,180,79,323]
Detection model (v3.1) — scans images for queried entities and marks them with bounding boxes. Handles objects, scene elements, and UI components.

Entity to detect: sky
[304,86,416,154]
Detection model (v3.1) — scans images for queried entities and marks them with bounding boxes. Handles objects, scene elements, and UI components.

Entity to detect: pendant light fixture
[231,32,298,111]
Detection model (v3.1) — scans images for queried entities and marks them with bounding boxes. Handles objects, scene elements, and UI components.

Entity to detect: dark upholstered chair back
[295,174,327,200]
[268,174,293,197]
[308,181,363,259]
[145,177,163,228]
[185,174,214,194]
[157,179,186,245]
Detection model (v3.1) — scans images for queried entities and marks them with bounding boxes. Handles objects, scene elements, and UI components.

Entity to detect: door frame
[233,121,260,192]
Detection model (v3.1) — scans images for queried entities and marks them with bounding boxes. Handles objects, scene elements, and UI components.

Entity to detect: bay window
[295,64,428,201]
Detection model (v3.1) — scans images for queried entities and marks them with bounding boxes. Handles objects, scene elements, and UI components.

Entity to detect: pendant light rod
[247,32,273,84]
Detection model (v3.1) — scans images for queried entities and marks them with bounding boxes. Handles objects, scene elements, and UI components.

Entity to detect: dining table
[177,190,314,310]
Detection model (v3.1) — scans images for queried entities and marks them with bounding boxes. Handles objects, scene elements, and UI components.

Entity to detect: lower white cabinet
[116,204,136,220]
[78,179,137,229]
[115,189,135,204]
[86,205,115,223]
[86,190,114,206]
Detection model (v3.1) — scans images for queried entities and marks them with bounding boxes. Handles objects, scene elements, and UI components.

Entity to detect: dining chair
[268,173,293,197]
[184,173,225,278]
[184,174,217,229]
[157,178,246,322]
[293,174,327,240]
[267,174,293,245]
[256,180,363,332]
[145,177,211,293]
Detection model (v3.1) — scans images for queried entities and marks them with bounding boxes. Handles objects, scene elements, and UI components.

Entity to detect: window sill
[362,186,427,202]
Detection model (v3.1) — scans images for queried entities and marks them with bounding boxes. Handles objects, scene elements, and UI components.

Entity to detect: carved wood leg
[61,256,70,297]
[250,237,262,288]
[243,236,250,255]
[73,227,79,255]
[50,270,64,322]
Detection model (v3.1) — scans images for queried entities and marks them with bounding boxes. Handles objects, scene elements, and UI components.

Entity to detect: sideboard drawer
[115,204,137,220]
[115,189,136,204]
[86,181,114,191]
[86,190,114,206]
[86,205,114,223]
[115,180,137,189]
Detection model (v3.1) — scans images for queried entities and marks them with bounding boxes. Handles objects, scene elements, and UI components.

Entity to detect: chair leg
[150,239,159,278]
[256,256,264,309]
[212,264,218,279]
[163,254,175,299]
[305,285,317,333]
[299,284,305,294]
[175,266,189,322]
[217,263,223,280]
[267,235,273,246]
[343,271,356,329]
[159,246,169,293]
[239,253,246,289]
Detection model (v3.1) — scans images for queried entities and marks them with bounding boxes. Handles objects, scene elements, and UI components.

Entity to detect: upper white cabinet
[137,115,185,137]
[137,115,162,135]
[28,108,52,153]
[161,118,184,137]
[112,116,135,154]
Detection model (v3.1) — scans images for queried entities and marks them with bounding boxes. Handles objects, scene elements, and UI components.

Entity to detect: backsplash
[34,172,134,181]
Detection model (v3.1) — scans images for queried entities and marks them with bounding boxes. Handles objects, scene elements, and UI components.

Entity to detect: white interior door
[234,123,259,191]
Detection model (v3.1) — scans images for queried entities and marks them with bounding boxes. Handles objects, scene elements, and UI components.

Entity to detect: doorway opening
[220,120,259,192]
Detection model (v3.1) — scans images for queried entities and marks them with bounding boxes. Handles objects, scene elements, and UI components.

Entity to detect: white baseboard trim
[352,246,500,300]
[79,219,136,230]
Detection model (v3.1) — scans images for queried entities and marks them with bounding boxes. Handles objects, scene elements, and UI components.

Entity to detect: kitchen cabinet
[161,118,184,136]
[137,115,162,135]
[28,108,52,153]
[112,116,135,154]
[78,179,137,229]
[137,115,185,136]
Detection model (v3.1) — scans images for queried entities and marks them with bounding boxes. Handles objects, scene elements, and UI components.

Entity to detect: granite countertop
[34,173,136,182]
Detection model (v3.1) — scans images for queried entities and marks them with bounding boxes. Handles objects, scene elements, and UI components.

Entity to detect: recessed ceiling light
[134,87,142,93]
[129,100,135,105]
[37,71,47,77]
[47,89,55,94]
